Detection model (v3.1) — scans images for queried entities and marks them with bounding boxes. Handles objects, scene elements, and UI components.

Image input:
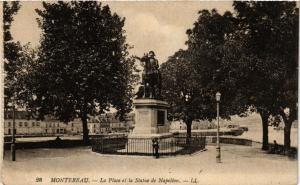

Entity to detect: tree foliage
[161,50,199,130]
[161,9,248,141]
[186,9,249,119]
[161,3,298,149]
[4,1,22,106]
[27,2,138,143]
[231,1,298,150]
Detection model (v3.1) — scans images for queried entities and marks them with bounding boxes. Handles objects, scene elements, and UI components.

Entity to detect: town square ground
[2,144,297,185]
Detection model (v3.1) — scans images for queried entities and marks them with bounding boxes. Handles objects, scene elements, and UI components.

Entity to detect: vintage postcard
[1,1,298,185]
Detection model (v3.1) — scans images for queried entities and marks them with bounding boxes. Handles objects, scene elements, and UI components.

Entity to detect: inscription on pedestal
[139,110,149,115]
[138,110,149,124]
[132,99,169,135]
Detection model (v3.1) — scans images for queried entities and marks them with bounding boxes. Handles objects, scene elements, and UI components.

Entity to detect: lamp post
[7,100,16,161]
[11,103,16,161]
[216,92,221,163]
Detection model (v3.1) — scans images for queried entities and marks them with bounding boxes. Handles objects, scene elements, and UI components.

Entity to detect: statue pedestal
[126,99,177,154]
[131,99,170,135]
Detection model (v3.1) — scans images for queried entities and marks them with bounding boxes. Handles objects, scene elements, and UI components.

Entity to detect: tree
[232,1,298,150]
[185,9,248,119]
[4,1,22,107]
[160,10,249,143]
[161,10,247,141]
[278,75,297,151]
[184,2,298,150]
[15,45,39,108]
[161,49,205,143]
[28,2,138,144]
[163,3,298,151]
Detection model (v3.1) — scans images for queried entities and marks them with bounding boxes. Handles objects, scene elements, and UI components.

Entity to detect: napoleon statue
[135,51,162,99]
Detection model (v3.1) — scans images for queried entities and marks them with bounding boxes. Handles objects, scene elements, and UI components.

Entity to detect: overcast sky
[11,1,233,63]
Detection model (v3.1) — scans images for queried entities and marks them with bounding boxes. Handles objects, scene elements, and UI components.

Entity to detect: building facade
[4,111,134,136]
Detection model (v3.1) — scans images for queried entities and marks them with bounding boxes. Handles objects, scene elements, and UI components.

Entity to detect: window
[36,122,40,126]
[24,122,28,127]
[8,122,11,127]
[7,114,12,119]
[32,122,35,127]
[19,122,23,127]
[72,123,74,127]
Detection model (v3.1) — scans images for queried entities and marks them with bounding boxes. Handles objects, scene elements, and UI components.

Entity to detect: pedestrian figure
[152,138,159,158]
[55,136,62,141]
[270,140,279,154]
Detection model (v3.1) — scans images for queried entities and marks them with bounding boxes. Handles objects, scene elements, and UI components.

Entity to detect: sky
[11,1,233,63]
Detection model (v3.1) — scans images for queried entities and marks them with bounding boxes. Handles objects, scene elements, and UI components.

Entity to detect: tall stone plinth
[131,99,170,135]
[126,99,177,154]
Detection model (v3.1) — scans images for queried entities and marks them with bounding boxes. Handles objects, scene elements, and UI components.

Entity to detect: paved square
[2,144,297,185]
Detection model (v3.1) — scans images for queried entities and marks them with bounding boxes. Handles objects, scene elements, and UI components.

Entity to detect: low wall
[4,139,86,150]
[206,136,253,146]
[171,130,242,137]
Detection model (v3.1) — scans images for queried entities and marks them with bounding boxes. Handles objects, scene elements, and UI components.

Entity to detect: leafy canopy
[27,2,138,122]
[161,9,248,125]
[4,1,22,106]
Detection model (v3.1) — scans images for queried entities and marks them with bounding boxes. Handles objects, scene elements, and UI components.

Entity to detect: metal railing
[92,135,206,156]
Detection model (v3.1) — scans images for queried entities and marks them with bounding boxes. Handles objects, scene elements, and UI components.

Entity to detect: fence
[92,135,206,156]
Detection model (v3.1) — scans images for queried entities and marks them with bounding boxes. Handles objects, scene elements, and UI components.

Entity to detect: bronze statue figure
[135,51,162,99]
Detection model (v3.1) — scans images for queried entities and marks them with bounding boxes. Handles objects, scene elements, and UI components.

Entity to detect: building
[107,113,135,133]
[169,120,186,130]
[4,111,135,136]
[87,116,102,134]
[4,111,83,136]
[170,120,217,131]
[4,111,44,135]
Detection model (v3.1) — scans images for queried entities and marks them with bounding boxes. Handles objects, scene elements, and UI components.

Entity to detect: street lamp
[7,101,16,161]
[216,92,221,163]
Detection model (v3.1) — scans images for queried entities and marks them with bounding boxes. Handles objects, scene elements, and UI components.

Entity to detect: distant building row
[170,120,218,130]
[4,111,134,136]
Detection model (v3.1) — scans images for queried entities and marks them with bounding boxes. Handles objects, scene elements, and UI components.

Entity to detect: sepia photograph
[1,1,299,185]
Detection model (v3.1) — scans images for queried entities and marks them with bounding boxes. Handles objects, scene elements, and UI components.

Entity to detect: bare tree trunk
[280,109,295,152]
[185,119,192,145]
[284,121,292,151]
[259,111,269,150]
[81,113,89,145]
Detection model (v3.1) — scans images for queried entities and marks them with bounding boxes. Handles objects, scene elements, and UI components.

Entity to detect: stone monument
[127,51,174,153]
